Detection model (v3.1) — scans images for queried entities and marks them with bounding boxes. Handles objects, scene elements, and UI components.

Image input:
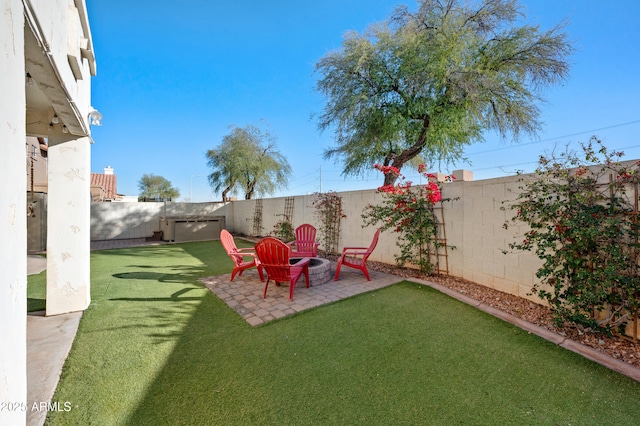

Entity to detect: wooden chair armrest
[342,253,368,258]
[229,250,258,259]
[341,246,368,253]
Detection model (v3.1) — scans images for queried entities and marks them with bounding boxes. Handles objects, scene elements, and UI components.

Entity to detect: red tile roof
[91,173,118,200]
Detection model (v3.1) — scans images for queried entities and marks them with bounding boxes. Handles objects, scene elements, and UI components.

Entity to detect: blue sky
[86,0,640,202]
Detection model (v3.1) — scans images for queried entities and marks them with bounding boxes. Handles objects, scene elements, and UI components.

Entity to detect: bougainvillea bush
[506,138,640,334]
[362,164,453,275]
[271,219,295,242]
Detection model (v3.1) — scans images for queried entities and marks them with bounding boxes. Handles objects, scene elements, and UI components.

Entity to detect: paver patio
[201,265,404,326]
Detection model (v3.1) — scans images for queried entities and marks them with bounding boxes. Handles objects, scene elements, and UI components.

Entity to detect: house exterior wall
[1,1,28,422]
[39,0,95,316]
[2,1,97,420]
[46,137,92,316]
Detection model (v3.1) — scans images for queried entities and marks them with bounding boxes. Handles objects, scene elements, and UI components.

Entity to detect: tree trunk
[221,183,234,202]
[245,180,255,199]
[383,116,430,186]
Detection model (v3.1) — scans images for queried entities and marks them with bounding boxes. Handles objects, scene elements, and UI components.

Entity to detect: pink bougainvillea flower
[374,163,401,176]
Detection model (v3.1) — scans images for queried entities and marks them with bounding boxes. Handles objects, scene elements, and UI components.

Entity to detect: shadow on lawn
[111,241,258,422]
[91,242,228,344]
[113,271,199,283]
[123,291,252,423]
[109,287,202,302]
[46,241,640,424]
[27,297,46,312]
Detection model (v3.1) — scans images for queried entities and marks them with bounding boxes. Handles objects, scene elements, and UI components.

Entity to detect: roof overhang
[23,0,97,144]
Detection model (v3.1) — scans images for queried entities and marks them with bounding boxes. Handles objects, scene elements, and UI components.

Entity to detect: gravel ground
[359,259,640,369]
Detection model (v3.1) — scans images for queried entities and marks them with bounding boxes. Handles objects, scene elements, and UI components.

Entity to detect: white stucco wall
[46,137,92,315]
[1,1,27,423]
[2,1,97,420]
[91,202,228,240]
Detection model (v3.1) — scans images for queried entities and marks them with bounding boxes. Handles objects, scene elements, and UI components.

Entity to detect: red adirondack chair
[287,224,320,257]
[255,237,310,300]
[220,229,264,282]
[334,228,381,281]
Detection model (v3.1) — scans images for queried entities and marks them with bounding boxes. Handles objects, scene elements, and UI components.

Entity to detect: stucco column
[46,136,92,316]
[0,0,27,423]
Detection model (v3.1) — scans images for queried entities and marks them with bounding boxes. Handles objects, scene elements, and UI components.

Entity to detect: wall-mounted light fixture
[25,72,34,86]
[47,120,68,134]
[88,107,102,126]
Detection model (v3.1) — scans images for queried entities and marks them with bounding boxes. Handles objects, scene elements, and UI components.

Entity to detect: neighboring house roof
[91,171,119,201]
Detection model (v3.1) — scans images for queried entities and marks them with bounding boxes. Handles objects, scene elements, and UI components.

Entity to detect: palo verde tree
[315,0,572,186]
[206,130,243,202]
[206,124,292,201]
[137,174,180,201]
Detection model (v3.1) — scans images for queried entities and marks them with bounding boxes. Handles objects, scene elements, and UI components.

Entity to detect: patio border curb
[412,278,640,383]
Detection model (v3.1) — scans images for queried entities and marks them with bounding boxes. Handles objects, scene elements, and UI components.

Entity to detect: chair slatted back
[255,237,292,282]
[220,229,243,266]
[294,224,318,255]
[365,228,381,257]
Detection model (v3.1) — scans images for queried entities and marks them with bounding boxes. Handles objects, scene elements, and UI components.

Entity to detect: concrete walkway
[27,311,81,426]
[27,255,46,275]
[26,255,81,426]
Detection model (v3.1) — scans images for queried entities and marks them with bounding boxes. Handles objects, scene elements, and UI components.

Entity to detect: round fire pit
[290,257,332,286]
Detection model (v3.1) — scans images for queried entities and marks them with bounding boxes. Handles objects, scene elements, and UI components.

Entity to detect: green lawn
[31,241,640,425]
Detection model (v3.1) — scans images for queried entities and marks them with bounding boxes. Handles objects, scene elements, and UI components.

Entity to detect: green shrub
[271,219,295,242]
[505,137,640,333]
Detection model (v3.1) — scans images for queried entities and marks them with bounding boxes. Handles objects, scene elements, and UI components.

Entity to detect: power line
[465,119,640,156]
[473,144,640,174]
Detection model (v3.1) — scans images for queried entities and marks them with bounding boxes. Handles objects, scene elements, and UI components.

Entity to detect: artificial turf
[30,241,640,425]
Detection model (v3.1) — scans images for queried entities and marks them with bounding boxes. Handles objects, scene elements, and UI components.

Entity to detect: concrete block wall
[441,175,544,303]
[227,188,435,266]
[223,174,544,303]
[91,201,227,240]
[88,171,558,304]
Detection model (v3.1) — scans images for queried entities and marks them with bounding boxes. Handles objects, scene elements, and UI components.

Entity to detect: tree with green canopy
[315,0,573,185]
[206,124,292,201]
[137,174,180,201]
